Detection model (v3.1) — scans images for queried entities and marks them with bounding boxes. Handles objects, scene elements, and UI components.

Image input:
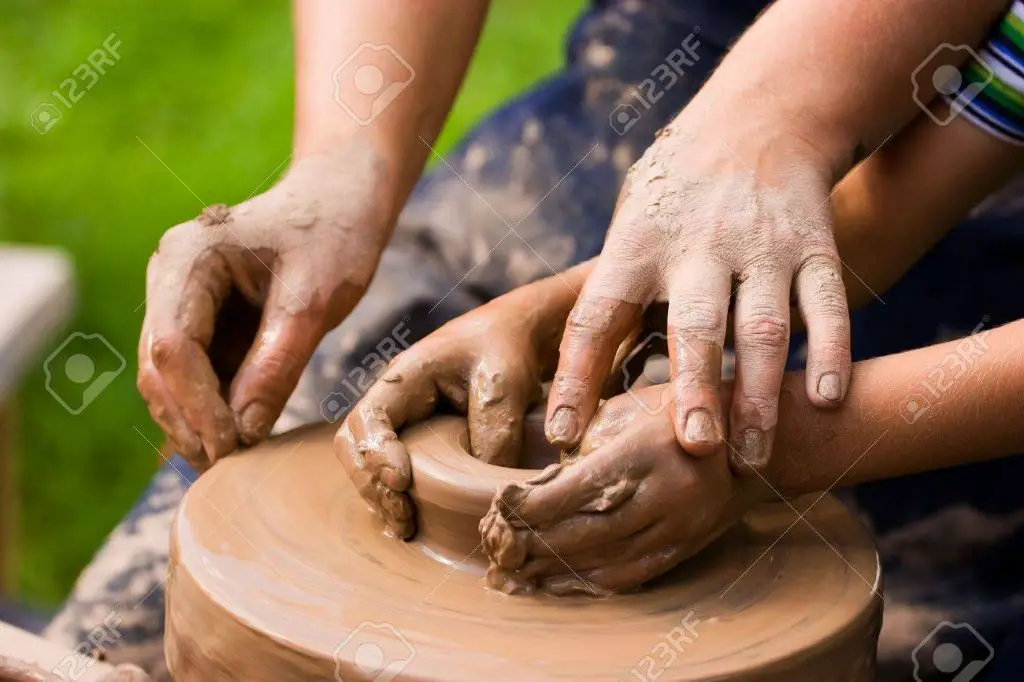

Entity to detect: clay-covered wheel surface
[166,419,882,682]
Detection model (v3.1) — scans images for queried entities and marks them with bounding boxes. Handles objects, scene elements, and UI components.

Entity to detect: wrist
[683,80,857,180]
[264,142,398,264]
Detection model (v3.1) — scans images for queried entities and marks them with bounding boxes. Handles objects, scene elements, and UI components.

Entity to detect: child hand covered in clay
[480,384,763,596]
[335,262,591,538]
[342,87,1024,588]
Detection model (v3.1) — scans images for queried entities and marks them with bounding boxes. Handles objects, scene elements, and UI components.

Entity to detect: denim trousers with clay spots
[43,1,1024,680]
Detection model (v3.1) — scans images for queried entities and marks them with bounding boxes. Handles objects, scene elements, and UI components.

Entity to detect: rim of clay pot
[401,410,556,564]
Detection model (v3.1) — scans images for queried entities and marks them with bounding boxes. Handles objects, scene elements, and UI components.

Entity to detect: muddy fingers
[483,390,753,596]
[467,356,538,466]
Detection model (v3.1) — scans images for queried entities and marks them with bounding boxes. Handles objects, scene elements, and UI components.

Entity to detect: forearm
[292,0,489,218]
[690,0,1007,174]
[765,319,1024,496]
[833,113,1024,307]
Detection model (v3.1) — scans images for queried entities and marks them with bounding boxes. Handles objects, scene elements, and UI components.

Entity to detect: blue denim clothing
[45,2,1024,680]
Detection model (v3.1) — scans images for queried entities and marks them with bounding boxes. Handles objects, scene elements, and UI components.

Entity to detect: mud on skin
[482,386,766,596]
[138,139,393,473]
[336,263,590,538]
[546,117,851,476]
[169,417,882,681]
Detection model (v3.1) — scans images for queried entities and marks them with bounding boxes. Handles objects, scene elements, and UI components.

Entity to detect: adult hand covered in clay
[547,113,851,473]
[485,385,765,596]
[335,268,586,538]
[139,151,392,471]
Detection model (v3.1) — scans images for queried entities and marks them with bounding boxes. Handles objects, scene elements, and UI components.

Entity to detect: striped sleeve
[950,0,1024,145]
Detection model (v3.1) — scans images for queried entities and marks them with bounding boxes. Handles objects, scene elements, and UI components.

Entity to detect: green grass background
[0,0,583,606]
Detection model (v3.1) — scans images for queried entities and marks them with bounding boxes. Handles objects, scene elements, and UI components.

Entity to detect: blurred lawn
[0,0,583,606]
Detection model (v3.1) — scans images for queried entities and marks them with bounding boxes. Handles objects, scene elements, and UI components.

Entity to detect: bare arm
[293,0,490,220]
[140,1,490,466]
[833,112,1024,308]
[768,319,1024,496]
[550,0,1009,474]
[702,0,1009,172]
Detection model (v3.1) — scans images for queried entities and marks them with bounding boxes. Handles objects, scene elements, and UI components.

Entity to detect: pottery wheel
[166,418,883,681]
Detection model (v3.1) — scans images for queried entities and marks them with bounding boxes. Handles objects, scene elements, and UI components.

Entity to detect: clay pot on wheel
[166,415,882,681]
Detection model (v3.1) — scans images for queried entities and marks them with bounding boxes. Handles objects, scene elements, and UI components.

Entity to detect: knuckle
[799,251,841,274]
[479,353,531,387]
[155,228,182,255]
[736,311,789,351]
[566,299,617,342]
[669,296,725,338]
[800,257,848,309]
[738,251,783,276]
[150,333,187,369]
[787,214,833,243]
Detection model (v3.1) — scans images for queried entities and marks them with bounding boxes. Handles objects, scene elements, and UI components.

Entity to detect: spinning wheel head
[166,419,882,681]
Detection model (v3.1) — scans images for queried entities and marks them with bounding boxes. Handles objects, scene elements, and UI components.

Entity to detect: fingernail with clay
[736,428,768,470]
[239,402,273,445]
[547,407,580,446]
[684,409,718,445]
[817,372,842,402]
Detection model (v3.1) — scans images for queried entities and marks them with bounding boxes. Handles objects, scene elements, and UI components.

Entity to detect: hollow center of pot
[513,410,562,470]
[449,409,561,471]
[404,411,563,568]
